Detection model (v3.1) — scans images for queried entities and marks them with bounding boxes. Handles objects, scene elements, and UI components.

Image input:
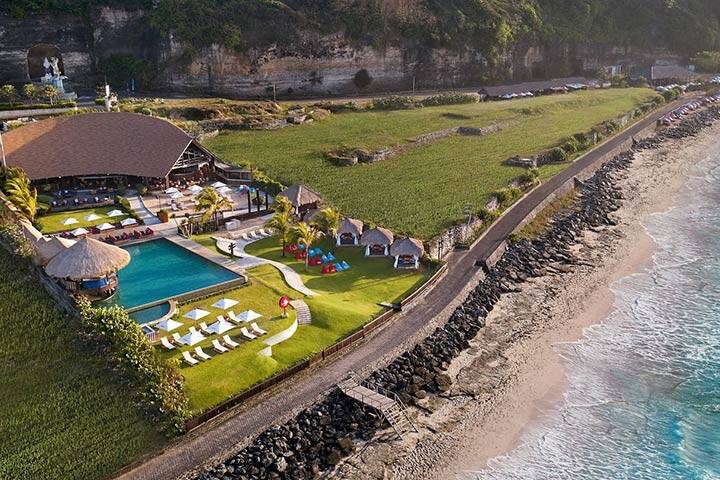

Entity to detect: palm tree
[271,195,294,217]
[265,208,293,257]
[195,187,231,227]
[312,207,341,241]
[3,167,43,221]
[289,222,320,271]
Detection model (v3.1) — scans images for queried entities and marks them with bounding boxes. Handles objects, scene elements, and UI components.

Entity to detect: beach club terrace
[1,112,252,192]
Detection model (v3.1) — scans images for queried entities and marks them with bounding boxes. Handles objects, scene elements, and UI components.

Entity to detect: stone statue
[43,57,52,76]
[50,57,61,76]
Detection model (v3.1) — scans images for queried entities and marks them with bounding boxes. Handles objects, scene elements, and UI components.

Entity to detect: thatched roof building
[278,184,322,212]
[336,218,364,246]
[34,236,76,265]
[360,226,394,256]
[390,237,425,269]
[45,237,130,281]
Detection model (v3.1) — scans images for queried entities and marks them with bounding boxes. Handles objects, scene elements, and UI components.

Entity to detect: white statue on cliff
[41,56,67,95]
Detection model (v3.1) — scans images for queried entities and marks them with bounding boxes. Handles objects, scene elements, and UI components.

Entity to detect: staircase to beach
[289,299,312,325]
[338,374,417,439]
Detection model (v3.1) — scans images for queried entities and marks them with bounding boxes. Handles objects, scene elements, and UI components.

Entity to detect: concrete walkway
[214,236,317,297]
[115,97,692,480]
[126,195,161,226]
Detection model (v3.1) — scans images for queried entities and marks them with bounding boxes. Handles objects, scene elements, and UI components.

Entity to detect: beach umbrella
[212,298,238,310]
[208,317,234,335]
[179,329,206,346]
[156,318,183,332]
[96,223,115,231]
[85,213,102,221]
[211,181,227,189]
[70,227,89,237]
[187,185,203,194]
[184,308,209,321]
[217,186,232,195]
[107,209,124,217]
[62,217,79,226]
[170,191,184,200]
[236,309,262,323]
[120,218,138,227]
[165,187,180,194]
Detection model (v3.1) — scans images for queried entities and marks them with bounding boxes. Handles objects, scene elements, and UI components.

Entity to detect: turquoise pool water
[114,238,239,311]
[129,302,171,324]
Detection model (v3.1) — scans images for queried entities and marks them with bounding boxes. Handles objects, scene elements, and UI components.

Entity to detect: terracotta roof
[45,236,130,280]
[338,218,363,236]
[360,226,394,246]
[278,183,322,207]
[3,112,196,181]
[390,237,424,257]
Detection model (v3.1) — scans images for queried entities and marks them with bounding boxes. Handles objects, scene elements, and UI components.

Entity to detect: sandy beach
[331,118,720,480]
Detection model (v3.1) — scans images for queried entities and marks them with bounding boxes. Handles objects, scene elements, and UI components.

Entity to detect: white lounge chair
[250,322,267,335]
[241,233,249,241]
[240,327,257,340]
[160,337,176,350]
[199,322,213,335]
[194,346,211,361]
[226,311,241,324]
[172,332,183,344]
[222,334,240,348]
[216,314,228,324]
[182,351,198,366]
[212,339,228,353]
[189,326,200,335]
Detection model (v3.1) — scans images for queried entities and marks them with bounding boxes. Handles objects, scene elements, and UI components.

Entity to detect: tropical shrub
[76,299,190,436]
[420,92,480,107]
[493,186,523,208]
[370,96,417,110]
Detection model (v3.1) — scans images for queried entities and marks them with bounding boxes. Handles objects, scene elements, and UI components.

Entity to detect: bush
[493,186,523,208]
[546,147,569,163]
[518,167,540,185]
[419,92,480,107]
[76,299,190,436]
[370,96,417,110]
[252,173,284,196]
[691,50,720,73]
[135,183,148,196]
[476,206,499,223]
[0,222,33,258]
[560,136,582,154]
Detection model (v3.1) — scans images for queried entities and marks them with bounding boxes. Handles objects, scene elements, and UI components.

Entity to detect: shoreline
[332,112,720,480]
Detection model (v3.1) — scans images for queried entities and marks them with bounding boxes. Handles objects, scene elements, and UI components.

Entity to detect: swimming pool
[113,238,240,310]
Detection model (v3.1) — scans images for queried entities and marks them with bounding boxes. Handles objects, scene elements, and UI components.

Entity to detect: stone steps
[289,299,312,325]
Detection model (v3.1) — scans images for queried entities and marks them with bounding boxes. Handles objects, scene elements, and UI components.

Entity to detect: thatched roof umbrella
[360,227,394,256]
[390,237,425,268]
[278,184,322,209]
[34,236,76,265]
[45,237,130,281]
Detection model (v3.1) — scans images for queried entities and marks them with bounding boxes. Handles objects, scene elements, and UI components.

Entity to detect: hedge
[370,95,417,110]
[419,92,480,107]
[76,298,190,436]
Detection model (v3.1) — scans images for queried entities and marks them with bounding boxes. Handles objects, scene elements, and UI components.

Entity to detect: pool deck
[164,235,253,281]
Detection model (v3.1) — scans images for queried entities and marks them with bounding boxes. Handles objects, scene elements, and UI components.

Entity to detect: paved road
[117,98,688,480]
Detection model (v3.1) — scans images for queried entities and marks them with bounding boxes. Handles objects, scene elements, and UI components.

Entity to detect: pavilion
[45,237,131,299]
[390,237,425,269]
[336,218,363,246]
[34,236,76,265]
[360,227,394,257]
[277,184,322,217]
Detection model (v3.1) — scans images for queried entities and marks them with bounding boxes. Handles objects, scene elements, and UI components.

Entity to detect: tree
[3,167,44,221]
[312,207,340,240]
[265,208,293,257]
[195,186,231,226]
[21,83,38,103]
[271,195,294,217]
[691,51,720,73]
[0,85,17,104]
[289,222,320,271]
[42,85,59,105]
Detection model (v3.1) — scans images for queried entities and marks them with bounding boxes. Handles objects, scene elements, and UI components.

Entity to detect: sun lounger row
[180,334,246,366]
[240,229,272,241]
[101,228,154,244]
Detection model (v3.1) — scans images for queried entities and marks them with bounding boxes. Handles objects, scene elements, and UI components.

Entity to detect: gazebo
[390,237,425,269]
[45,237,131,299]
[360,227,394,257]
[336,218,364,246]
[34,236,76,265]
[277,184,322,216]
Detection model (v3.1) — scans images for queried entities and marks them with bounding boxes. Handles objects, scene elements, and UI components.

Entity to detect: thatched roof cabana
[338,218,363,237]
[278,184,322,209]
[390,237,425,257]
[34,236,76,265]
[360,227,394,246]
[303,208,321,223]
[45,237,131,281]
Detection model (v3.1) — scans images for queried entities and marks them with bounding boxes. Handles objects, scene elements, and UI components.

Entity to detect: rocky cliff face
[0,7,675,96]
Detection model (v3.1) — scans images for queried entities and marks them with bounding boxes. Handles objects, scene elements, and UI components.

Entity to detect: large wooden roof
[3,112,196,181]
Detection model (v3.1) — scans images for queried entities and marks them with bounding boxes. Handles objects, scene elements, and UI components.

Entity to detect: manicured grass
[207,89,658,239]
[36,205,131,234]
[0,248,165,480]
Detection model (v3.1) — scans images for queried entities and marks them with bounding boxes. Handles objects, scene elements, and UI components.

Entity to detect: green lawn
[36,205,131,234]
[173,236,431,413]
[0,248,165,480]
[207,89,658,239]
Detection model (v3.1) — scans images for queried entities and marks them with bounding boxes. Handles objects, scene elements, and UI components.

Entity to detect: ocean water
[462,149,720,480]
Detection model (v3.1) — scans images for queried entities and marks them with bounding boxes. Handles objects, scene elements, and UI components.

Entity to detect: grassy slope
[207,89,657,239]
[0,249,164,480]
[36,205,131,234]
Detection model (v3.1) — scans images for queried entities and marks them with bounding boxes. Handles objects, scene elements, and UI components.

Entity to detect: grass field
[206,89,657,239]
[176,237,431,412]
[0,248,164,480]
[36,206,131,234]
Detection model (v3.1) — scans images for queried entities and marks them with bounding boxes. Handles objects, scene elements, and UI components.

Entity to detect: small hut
[45,237,131,299]
[336,218,364,246]
[34,236,76,265]
[360,227,394,257]
[277,184,322,216]
[390,237,425,269]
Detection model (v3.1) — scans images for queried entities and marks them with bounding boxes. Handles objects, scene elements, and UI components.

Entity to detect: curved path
[214,236,317,297]
[117,98,689,480]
